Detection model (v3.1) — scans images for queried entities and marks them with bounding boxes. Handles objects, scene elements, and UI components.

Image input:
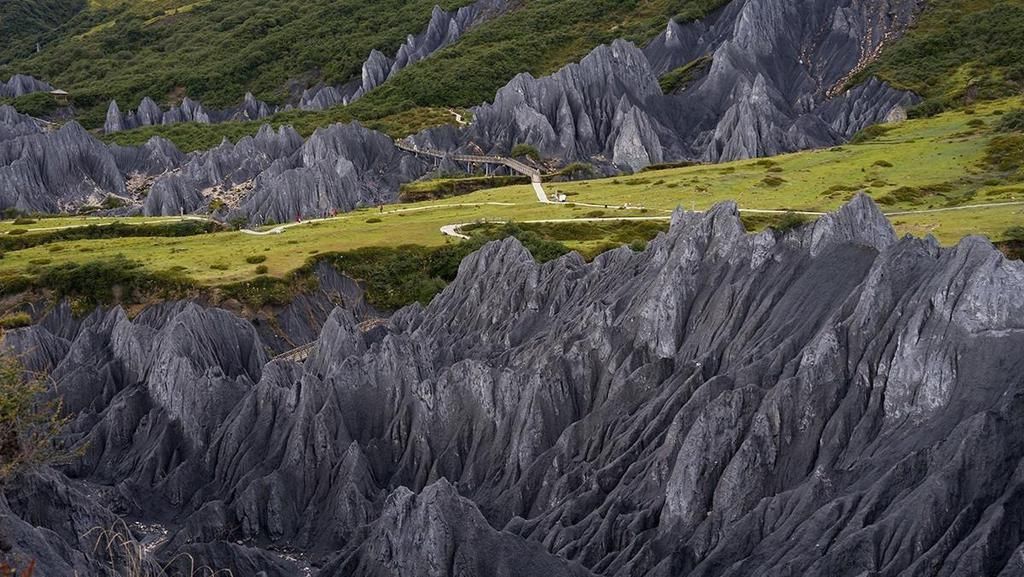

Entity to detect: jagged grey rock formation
[0,104,44,141]
[0,119,185,214]
[413,0,921,169]
[143,124,304,216]
[299,0,512,110]
[4,195,1024,576]
[103,93,279,134]
[239,122,429,223]
[0,111,419,219]
[143,122,427,222]
[0,122,127,213]
[0,74,53,99]
[109,136,186,176]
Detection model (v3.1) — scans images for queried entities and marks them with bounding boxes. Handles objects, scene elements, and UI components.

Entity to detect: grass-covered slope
[0,0,722,130]
[864,0,1024,115]
[1,97,1021,310]
[0,0,476,127]
[0,0,86,64]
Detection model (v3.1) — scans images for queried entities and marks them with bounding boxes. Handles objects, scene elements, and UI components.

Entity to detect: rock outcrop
[299,0,512,110]
[240,122,429,223]
[0,118,185,214]
[143,122,427,222]
[413,0,921,168]
[143,124,304,216]
[0,122,127,213]
[103,93,279,134]
[0,74,53,99]
[0,104,44,141]
[5,195,1024,576]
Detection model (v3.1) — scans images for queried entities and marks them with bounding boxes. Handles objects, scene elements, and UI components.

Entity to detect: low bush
[365,218,383,224]
[873,159,894,167]
[0,312,31,330]
[101,196,127,210]
[850,124,896,144]
[996,109,1024,132]
[255,264,269,275]
[983,134,1024,172]
[0,354,74,480]
[11,218,36,225]
[0,220,223,253]
[245,255,267,264]
[510,143,542,162]
[28,256,195,305]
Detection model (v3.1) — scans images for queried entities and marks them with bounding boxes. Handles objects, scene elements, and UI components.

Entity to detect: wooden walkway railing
[394,140,542,182]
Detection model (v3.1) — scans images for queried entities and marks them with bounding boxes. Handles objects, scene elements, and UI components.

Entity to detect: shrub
[967,118,986,128]
[659,55,713,93]
[850,124,895,144]
[873,159,894,168]
[773,212,810,232]
[0,220,223,253]
[100,196,126,210]
[996,110,1024,132]
[908,99,946,119]
[0,355,73,481]
[510,143,541,162]
[984,134,1024,172]
[559,162,598,181]
[365,217,382,223]
[761,176,787,187]
[210,263,230,271]
[1006,226,1024,242]
[11,218,36,225]
[7,229,26,236]
[255,264,269,275]
[0,312,31,330]
[245,255,267,264]
[32,256,194,305]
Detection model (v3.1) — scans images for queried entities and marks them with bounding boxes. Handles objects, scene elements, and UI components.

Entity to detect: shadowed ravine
[1,194,1023,576]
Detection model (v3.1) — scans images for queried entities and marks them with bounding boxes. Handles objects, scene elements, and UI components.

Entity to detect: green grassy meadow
[0,98,1021,308]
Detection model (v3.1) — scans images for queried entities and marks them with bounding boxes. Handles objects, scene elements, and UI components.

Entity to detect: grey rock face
[413,40,671,172]
[103,93,278,134]
[0,74,53,98]
[0,121,126,213]
[143,121,427,221]
[110,135,186,175]
[0,104,45,141]
[143,124,304,216]
[415,0,921,168]
[0,119,185,213]
[5,195,1024,576]
[240,122,429,223]
[299,0,512,110]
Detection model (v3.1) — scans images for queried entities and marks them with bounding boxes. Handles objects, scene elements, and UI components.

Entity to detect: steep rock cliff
[103,93,279,134]
[4,195,1023,576]
[413,0,921,168]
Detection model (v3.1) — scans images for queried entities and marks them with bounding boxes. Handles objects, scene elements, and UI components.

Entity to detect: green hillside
[865,0,1024,115]
[0,0,85,64]
[0,0,720,129]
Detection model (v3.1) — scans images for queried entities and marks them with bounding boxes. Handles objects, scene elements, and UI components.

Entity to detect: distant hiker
[379,204,384,213]
[296,213,302,223]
